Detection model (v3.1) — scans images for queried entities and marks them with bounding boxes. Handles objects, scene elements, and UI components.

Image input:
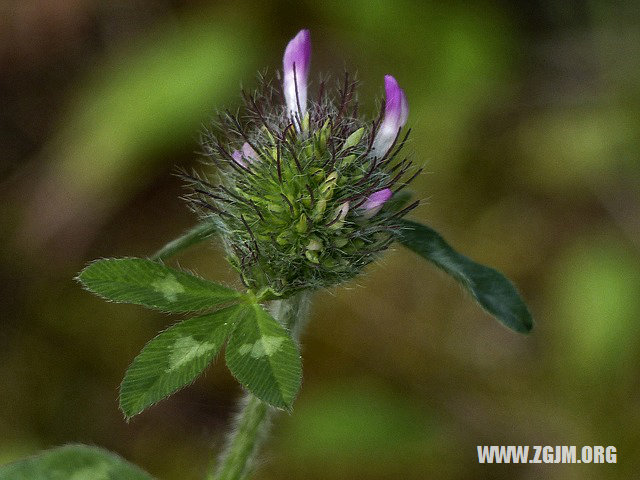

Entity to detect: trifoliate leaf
[77,258,242,312]
[398,220,533,333]
[225,303,302,409]
[120,305,244,418]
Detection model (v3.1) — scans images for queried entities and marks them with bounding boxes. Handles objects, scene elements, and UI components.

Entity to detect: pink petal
[241,142,257,161]
[231,149,247,168]
[283,29,311,119]
[371,75,408,158]
[362,188,393,218]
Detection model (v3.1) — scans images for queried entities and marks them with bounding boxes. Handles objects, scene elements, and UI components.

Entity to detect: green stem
[211,290,312,480]
[209,395,270,480]
[151,222,216,261]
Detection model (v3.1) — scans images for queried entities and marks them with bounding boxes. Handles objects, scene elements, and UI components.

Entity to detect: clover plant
[0,29,532,480]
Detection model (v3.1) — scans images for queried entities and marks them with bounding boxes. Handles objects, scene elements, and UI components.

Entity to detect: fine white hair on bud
[186,30,421,296]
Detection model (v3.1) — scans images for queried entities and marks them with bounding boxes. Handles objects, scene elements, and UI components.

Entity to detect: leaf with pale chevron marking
[77,258,242,313]
[120,305,244,419]
[225,303,302,410]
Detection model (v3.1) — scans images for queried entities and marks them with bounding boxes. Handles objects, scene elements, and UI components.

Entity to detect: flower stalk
[210,394,271,480]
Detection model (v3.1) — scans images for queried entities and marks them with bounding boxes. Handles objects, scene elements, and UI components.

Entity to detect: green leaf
[0,444,155,480]
[226,303,302,409]
[397,220,533,333]
[120,305,244,418]
[77,258,242,313]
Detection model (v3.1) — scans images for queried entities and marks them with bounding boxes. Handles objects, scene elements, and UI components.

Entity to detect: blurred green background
[1,0,639,478]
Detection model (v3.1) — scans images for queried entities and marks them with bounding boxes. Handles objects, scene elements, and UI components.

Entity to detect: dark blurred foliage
[1,1,639,479]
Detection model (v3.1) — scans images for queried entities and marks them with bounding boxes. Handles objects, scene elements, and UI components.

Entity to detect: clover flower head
[186,29,421,296]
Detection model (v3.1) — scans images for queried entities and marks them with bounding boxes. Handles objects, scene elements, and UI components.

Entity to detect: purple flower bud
[371,75,408,158]
[362,188,393,218]
[242,142,257,161]
[231,142,257,168]
[283,29,311,121]
[231,149,246,168]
